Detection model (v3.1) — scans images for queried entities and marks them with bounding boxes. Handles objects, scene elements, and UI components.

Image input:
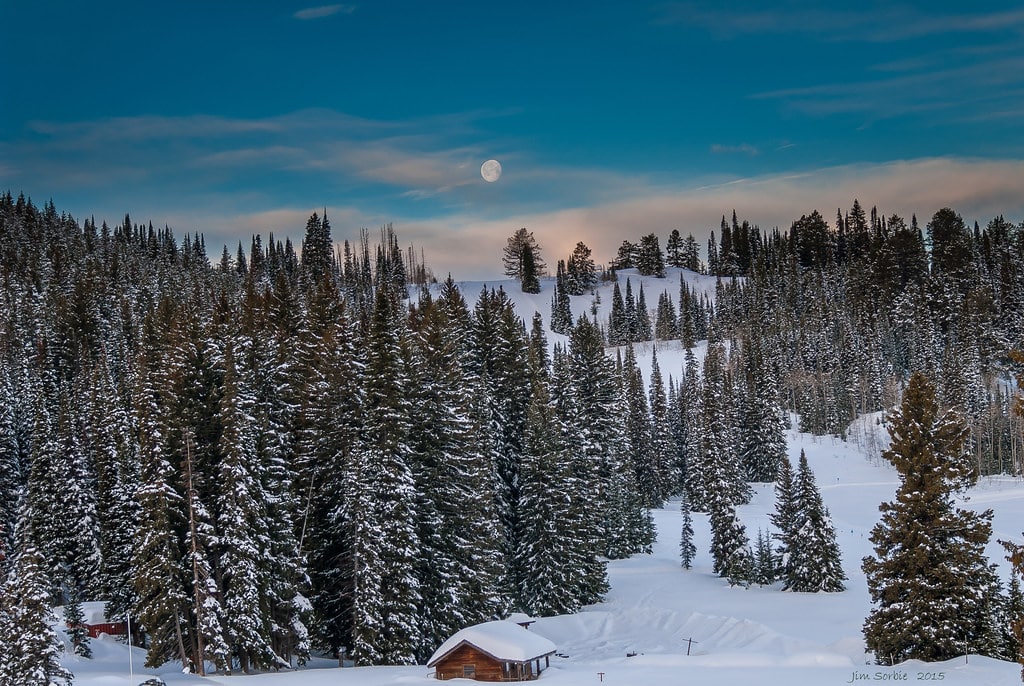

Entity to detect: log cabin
[427,620,557,681]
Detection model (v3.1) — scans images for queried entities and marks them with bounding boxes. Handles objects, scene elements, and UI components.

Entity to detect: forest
[1,192,1023,680]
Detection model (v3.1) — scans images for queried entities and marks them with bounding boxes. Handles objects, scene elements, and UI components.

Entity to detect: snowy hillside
[62,269,1024,685]
[454,266,716,381]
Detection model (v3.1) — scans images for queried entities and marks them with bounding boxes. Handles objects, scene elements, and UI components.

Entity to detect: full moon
[481,159,502,183]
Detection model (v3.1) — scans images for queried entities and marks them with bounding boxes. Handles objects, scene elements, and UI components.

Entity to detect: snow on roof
[427,620,557,667]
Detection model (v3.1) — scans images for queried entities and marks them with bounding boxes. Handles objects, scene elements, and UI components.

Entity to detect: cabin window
[463,664,476,678]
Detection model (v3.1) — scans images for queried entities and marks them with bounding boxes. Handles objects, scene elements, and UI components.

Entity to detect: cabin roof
[427,620,557,667]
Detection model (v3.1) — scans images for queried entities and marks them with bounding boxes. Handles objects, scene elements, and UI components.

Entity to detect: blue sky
[3,1,1024,278]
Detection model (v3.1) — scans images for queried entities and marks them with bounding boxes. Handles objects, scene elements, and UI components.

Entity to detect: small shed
[427,620,557,681]
[80,601,128,638]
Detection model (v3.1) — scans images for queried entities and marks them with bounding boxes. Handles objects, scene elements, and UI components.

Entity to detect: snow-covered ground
[63,269,1024,685]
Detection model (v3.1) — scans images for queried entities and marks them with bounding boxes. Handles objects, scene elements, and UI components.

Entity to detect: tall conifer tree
[863,372,1001,663]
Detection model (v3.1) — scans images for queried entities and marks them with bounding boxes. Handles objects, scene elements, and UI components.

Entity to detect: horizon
[3,1,1024,279]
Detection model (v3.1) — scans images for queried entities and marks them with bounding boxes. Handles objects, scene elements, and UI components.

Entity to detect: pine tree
[770,453,798,580]
[502,228,545,293]
[568,316,650,560]
[565,241,596,295]
[654,291,679,341]
[707,483,753,586]
[679,492,696,570]
[648,349,674,504]
[519,360,580,616]
[0,367,23,567]
[550,261,573,335]
[752,529,778,586]
[863,372,1001,663]
[296,276,361,660]
[64,588,92,658]
[1001,536,1024,679]
[349,287,421,665]
[132,357,192,671]
[622,345,657,508]
[300,211,333,286]
[624,279,638,342]
[635,284,653,341]
[784,451,845,592]
[408,287,505,657]
[636,233,666,277]
[666,229,684,268]
[215,342,281,672]
[607,282,627,346]
[0,525,74,686]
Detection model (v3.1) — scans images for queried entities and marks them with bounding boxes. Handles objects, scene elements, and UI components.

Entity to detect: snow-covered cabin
[427,620,557,681]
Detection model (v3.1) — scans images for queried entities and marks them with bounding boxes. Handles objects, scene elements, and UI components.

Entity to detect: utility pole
[127,609,133,684]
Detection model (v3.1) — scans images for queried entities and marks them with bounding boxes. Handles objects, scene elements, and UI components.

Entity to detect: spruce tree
[408,287,505,657]
[1001,536,1024,679]
[648,349,674,504]
[863,372,1001,663]
[1,526,74,686]
[752,529,778,586]
[784,451,845,592]
[607,282,627,346]
[565,241,596,295]
[636,284,653,341]
[132,359,192,671]
[519,362,580,616]
[349,287,421,665]
[679,492,696,570]
[502,228,545,293]
[622,345,657,508]
[215,342,280,672]
[568,316,650,559]
[770,453,798,580]
[64,588,92,658]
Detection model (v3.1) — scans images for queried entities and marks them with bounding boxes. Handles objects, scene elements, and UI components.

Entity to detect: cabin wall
[435,644,507,681]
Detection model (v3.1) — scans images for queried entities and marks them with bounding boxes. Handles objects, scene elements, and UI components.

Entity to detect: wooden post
[597,672,605,682]
[684,637,699,655]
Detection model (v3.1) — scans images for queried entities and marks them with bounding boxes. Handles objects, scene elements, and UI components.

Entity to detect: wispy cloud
[293,4,356,20]
[656,3,1024,42]
[711,143,759,156]
[750,55,1024,128]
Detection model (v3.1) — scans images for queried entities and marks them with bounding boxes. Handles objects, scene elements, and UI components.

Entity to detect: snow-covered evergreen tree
[636,284,653,341]
[215,342,281,672]
[349,287,421,666]
[622,345,658,508]
[863,372,1002,663]
[132,358,192,671]
[1,523,74,686]
[770,452,798,580]
[784,451,845,592]
[607,282,627,346]
[408,286,506,658]
[752,529,778,586]
[648,349,674,505]
[568,316,651,559]
[64,588,92,658]
[519,359,580,616]
[679,492,696,570]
